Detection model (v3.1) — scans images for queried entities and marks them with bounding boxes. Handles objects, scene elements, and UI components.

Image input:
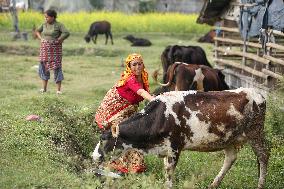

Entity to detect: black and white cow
[94,88,269,189]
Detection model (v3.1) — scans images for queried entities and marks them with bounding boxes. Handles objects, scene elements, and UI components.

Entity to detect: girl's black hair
[45,9,57,19]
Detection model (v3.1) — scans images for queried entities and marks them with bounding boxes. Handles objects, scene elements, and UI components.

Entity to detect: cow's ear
[216,69,230,90]
[217,69,225,79]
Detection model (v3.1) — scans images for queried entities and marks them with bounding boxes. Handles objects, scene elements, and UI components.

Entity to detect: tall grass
[0,11,211,33]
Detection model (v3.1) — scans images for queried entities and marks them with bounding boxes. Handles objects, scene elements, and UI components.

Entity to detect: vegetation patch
[0,44,38,56]
[0,44,124,58]
[266,79,284,137]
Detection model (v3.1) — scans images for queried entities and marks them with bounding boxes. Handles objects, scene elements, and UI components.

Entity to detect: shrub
[139,0,156,13]
[266,78,284,137]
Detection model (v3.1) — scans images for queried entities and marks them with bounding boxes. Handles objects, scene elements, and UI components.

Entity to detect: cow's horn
[159,81,170,87]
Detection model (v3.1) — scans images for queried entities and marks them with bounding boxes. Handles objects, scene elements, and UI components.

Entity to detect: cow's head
[123,35,135,42]
[92,130,126,163]
[84,35,91,43]
[215,69,230,90]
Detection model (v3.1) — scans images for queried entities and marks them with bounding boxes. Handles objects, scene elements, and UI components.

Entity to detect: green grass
[0,30,283,189]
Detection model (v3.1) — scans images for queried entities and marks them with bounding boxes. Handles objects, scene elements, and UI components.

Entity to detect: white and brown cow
[161,45,212,83]
[158,62,229,92]
[94,88,269,189]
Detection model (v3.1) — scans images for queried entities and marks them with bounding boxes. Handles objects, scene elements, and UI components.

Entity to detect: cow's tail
[159,62,181,86]
[152,69,161,83]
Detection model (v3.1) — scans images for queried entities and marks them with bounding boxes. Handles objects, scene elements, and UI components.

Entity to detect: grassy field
[0,28,284,189]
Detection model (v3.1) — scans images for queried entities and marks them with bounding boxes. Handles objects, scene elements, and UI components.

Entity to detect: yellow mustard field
[0,11,211,33]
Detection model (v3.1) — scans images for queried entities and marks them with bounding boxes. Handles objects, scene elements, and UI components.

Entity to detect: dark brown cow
[158,62,229,92]
[198,29,216,43]
[161,45,212,83]
[94,88,269,189]
[123,35,152,46]
[84,21,113,45]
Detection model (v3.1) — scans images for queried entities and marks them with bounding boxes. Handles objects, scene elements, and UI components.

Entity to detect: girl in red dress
[95,53,154,173]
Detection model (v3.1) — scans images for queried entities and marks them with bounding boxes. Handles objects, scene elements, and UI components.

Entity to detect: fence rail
[214,27,284,91]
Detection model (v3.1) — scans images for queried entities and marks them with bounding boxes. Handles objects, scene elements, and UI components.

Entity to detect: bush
[89,0,104,10]
[39,97,100,159]
[139,0,156,13]
[266,79,284,137]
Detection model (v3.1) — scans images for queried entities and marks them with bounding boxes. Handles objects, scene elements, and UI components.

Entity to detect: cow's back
[155,89,266,152]
[92,21,111,34]
[181,46,211,67]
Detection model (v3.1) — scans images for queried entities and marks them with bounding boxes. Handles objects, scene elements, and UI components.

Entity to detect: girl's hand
[57,38,63,43]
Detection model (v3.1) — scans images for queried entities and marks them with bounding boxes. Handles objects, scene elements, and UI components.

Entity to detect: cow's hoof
[208,184,217,189]
[164,180,173,188]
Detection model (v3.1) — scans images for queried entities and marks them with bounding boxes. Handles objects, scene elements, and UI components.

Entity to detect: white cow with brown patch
[95,88,270,189]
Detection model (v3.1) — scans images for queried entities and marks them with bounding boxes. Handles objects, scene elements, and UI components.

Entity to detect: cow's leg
[92,35,98,44]
[247,132,269,189]
[105,33,108,45]
[163,152,180,189]
[209,146,237,189]
[109,32,114,44]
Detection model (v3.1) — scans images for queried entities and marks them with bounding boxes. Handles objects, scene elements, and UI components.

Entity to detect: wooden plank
[214,58,268,79]
[262,69,283,80]
[218,26,239,33]
[266,42,284,51]
[263,55,284,66]
[231,2,257,7]
[273,30,284,37]
[221,69,270,93]
[214,37,262,48]
[215,47,270,65]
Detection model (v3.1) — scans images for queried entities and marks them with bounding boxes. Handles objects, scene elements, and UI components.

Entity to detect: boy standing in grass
[35,9,70,94]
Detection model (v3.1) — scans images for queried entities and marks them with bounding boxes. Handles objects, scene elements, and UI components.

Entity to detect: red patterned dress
[37,21,70,71]
[94,75,148,173]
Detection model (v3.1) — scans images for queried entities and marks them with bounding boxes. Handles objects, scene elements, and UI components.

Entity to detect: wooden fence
[213,26,284,92]
[0,0,9,12]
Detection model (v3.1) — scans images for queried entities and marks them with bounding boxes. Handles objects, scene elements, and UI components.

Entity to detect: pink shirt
[117,75,145,104]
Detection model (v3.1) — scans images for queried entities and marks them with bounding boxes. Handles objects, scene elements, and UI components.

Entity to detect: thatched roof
[197,0,232,25]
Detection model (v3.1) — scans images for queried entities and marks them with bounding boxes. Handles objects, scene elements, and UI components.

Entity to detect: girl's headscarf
[117,53,150,92]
